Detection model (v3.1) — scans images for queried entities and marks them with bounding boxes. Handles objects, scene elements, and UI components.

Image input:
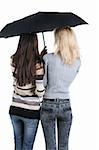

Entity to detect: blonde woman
[41,27,81,150]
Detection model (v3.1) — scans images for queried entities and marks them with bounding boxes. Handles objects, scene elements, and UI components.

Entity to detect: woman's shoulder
[10,55,15,67]
[43,53,54,60]
[75,58,81,66]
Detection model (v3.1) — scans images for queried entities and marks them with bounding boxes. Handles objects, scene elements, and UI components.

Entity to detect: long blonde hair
[54,27,80,64]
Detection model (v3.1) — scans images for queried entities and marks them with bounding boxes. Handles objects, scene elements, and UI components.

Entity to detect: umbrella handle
[42,32,46,48]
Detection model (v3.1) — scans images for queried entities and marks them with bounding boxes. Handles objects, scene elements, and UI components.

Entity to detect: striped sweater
[9,62,45,119]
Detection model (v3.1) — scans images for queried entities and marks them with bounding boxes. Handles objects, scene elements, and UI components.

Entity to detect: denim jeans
[40,98,72,150]
[10,115,39,150]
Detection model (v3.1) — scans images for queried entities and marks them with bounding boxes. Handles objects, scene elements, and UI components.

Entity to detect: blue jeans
[40,98,72,150]
[10,115,39,150]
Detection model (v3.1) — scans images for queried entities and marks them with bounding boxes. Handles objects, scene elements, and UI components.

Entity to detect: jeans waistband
[44,98,69,102]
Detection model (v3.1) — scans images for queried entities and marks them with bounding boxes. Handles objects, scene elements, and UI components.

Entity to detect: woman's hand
[40,46,47,59]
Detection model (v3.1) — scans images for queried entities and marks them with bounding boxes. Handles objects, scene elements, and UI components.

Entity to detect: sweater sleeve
[35,63,45,97]
[43,54,48,88]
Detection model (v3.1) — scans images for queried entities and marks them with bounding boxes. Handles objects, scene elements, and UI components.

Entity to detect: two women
[41,27,81,150]
[9,33,45,150]
[9,26,81,150]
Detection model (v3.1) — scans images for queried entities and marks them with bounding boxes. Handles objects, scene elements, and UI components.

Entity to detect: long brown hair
[11,33,41,86]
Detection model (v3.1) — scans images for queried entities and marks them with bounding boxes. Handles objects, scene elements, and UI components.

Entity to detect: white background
[0,0,98,150]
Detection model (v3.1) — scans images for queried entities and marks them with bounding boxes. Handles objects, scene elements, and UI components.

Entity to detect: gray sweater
[43,53,81,99]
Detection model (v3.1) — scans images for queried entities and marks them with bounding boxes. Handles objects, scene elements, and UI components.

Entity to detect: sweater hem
[9,106,40,119]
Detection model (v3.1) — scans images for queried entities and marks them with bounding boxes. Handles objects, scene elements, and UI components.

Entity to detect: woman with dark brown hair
[9,33,46,150]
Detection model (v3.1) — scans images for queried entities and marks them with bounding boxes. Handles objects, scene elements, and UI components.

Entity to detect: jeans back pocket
[41,107,53,113]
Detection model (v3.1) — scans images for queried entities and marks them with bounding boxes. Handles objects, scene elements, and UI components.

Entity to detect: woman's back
[43,53,81,99]
[9,33,45,119]
[12,62,44,97]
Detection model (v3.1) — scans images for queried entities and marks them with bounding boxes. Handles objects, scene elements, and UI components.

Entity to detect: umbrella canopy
[0,11,88,38]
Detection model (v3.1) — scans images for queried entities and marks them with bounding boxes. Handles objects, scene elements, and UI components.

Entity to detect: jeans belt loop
[56,98,58,102]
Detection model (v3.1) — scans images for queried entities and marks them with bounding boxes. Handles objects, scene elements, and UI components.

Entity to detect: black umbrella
[0,11,88,46]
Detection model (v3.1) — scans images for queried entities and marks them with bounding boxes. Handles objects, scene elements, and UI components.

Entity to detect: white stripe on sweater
[11,101,41,110]
[13,93,40,101]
